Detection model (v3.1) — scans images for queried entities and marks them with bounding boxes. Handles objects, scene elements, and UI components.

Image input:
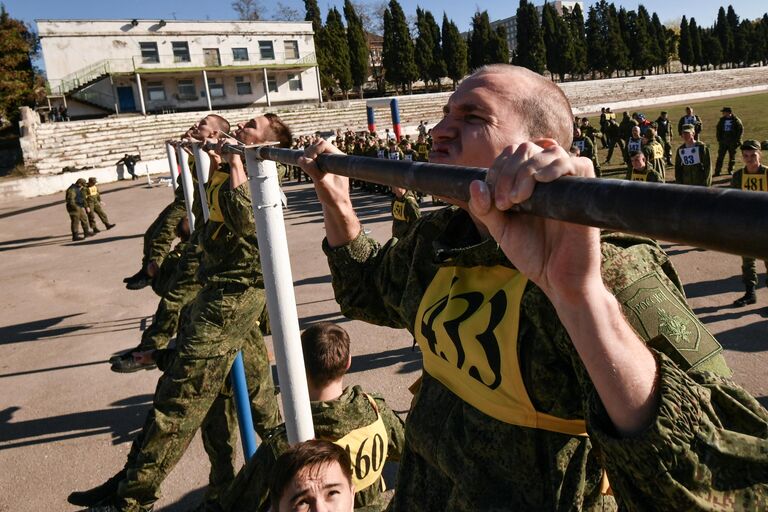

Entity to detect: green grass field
[590,91,768,182]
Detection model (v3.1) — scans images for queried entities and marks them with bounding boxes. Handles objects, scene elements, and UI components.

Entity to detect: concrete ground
[0,175,766,511]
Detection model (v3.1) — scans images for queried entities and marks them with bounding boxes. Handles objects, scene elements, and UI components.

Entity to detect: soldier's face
[187,117,218,140]
[430,72,527,168]
[277,462,354,512]
[235,117,272,145]
[682,131,695,144]
[742,150,761,168]
[631,154,646,169]
[632,127,640,138]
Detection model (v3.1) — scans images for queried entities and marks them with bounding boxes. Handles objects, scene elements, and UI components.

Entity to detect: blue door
[117,87,136,112]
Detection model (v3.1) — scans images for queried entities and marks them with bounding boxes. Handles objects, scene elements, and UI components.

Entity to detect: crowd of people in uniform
[64,63,768,511]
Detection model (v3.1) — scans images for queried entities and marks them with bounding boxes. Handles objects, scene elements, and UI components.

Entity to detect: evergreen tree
[628,7,653,74]
[759,15,768,65]
[491,26,510,64]
[649,13,667,73]
[679,16,692,71]
[566,4,588,78]
[605,4,629,77]
[726,5,740,64]
[714,6,733,68]
[735,19,753,67]
[441,13,468,89]
[703,30,723,69]
[343,0,369,98]
[469,10,493,69]
[689,18,703,71]
[414,8,435,88]
[0,5,39,127]
[323,8,352,97]
[382,0,417,93]
[542,3,573,81]
[585,4,607,78]
[513,0,546,74]
[425,11,446,90]
[304,0,322,32]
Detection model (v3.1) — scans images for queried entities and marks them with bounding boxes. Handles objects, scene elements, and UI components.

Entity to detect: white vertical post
[191,143,211,222]
[176,146,196,230]
[244,147,314,445]
[315,66,323,104]
[202,70,213,111]
[165,142,179,190]
[262,68,271,107]
[136,72,146,115]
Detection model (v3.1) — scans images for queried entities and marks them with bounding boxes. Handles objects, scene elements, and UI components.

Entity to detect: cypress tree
[414,7,435,88]
[343,0,369,99]
[323,8,352,97]
[542,2,559,79]
[566,4,588,78]
[636,6,658,73]
[704,30,723,69]
[649,12,667,73]
[689,18,703,71]
[726,5,740,65]
[469,10,493,69]
[735,19,754,67]
[714,7,733,68]
[304,0,322,32]
[382,0,417,93]
[605,4,629,77]
[585,4,606,78]
[679,16,692,71]
[514,0,545,74]
[442,13,468,90]
[425,11,446,90]
[491,25,510,64]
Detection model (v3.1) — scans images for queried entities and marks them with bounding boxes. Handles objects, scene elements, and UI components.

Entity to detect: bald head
[472,65,574,148]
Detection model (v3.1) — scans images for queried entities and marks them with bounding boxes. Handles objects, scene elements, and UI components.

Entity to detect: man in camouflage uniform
[124,115,230,290]
[65,178,91,241]
[641,128,665,178]
[207,322,405,512]
[603,117,624,165]
[731,139,768,307]
[674,124,712,186]
[626,150,663,182]
[623,125,643,166]
[572,127,600,177]
[390,186,421,239]
[299,64,768,510]
[677,106,703,142]
[84,177,116,233]
[71,116,293,512]
[654,111,673,165]
[414,134,430,162]
[715,106,744,176]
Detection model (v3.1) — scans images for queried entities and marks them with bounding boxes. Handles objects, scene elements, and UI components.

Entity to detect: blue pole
[390,98,402,141]
[231,351,258,460]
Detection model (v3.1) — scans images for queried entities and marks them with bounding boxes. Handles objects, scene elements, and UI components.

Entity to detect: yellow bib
[741,168,767,192]
[206,171,229,223]
[87,185,98,197]
[392,200,406,221]
[331,394,389,492]
[414,266,587,436]
[631,170,648,182]
[652,142,663,160]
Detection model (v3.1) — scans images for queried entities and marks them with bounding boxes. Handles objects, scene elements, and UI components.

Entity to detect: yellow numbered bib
[652,143,663,160]
[631,170,648,182]
[414,266,587,436]
[741,169,767,192]
[392,200,406,221]
[332,394,389,491]
[206,171,229,223]
[87,185,98,197]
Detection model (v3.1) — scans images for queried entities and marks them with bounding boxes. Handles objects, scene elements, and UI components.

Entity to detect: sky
[4,0,767,73]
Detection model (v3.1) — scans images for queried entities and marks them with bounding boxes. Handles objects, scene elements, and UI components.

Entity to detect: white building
[37,19,321,118]
[490,1,583,56]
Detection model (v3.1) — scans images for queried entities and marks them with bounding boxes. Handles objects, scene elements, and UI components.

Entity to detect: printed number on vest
[343,433,385,481]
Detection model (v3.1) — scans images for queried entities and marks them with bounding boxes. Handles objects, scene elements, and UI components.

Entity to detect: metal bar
[136,72,146,116]
[165,142,178,188]
[244,150,314,445]
[175,146,196,230]
[202,70,212,111]
[253,147,768,259]
[190,142,211,222]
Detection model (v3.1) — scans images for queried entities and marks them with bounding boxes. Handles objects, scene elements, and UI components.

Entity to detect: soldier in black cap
[731,139,767,306]
[654,111,673,165]
[84,177,116,233]
[715,106,744,176]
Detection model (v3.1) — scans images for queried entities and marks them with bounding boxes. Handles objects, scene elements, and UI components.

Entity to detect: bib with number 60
[414,266,587,436]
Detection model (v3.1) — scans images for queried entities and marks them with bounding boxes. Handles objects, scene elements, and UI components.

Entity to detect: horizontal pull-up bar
[250,146,768,259]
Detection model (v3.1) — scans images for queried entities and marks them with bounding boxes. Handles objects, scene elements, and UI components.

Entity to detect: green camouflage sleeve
[587,352,768,510]
[221,184,256,239]
[65,187,78,209]
[147,201,186,265]
[373,396,406,462]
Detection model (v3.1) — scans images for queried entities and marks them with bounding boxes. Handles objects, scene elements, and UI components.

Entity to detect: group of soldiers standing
[65,177,115,241]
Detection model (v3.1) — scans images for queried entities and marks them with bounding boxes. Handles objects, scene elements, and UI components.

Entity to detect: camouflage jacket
[675,142,712,187]
[391,191,421,239]
[65,184,85,210]
[323,206,768,510]
[220,385,406,512]
[198,170,262,287]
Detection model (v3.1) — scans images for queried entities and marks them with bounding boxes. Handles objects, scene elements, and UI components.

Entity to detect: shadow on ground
[0,314,147,345]
[349,346,422,376]
[0,393,153,449]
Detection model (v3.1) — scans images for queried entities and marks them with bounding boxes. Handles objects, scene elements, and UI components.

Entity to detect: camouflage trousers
[117,283,281,510]
[142,199,187,269]
[68,207,89,236]
[741,257,768,289]
[715,142,739,174]
[605,138,625,164]
[138,246,201,352]
[87,202,111,229]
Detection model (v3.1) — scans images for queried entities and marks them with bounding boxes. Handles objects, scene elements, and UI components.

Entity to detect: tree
[0,5,39,127]
[304,0,322,32]
[441,13,467,89]
[232,0,263,20]
[689,18,702,70]
[425,10,446,90]
[351,0,387,35]
[702,30,723,69]
[714,6,733,68]
[585,4,607,78]
[381,0,417,93]
[726,5,740,65]
[565,4,588,78]
[414,7,436,88]
[734,19,753,67]
[344,0,369,98]
[649,13,668,73]
[271,2,302,21]
[605,3,630,77]
[491,26,510,64]
[513,0,545,74]
[468,10,493,69]
[322,8,352,97]
[542,2,573,81]
[679,16,692,71]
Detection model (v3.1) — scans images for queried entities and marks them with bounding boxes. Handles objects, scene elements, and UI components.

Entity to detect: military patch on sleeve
[615,272,723,371]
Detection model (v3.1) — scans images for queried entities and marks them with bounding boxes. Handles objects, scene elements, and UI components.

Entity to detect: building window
[259,40,275,60]
[177,79,196,99]
[203,48,221,67]
[235,76,252,95]
[284,40,299,59]
[207,78,225,98]
[288,73,303,91]
[146,82,166,101]
[232,47,249,61]
[172,42,190,63]
[140,42,159,63]
[266,73,278,93]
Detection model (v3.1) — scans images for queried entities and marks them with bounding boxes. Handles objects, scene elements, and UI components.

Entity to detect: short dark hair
[264,113,293,148]
[206,114,231,134]
[269,440,352,510]
[629,150,643,158]
[301,322,350,386]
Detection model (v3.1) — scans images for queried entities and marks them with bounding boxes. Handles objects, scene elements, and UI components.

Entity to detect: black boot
[67,470,126,506]
[733,288,756,307]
